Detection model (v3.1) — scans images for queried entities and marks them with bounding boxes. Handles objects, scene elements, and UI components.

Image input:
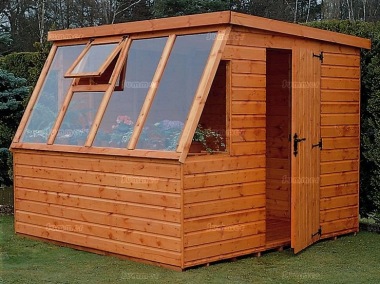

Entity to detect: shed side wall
[13,150,183,267]
[320,49,360,238]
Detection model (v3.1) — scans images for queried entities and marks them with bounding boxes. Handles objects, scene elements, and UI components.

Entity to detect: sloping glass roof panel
[21,45,85,143]
[54,92,103,146]
[136,33,216,151]
[93,37,167,148]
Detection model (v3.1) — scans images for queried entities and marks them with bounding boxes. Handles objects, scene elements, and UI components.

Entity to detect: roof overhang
[48,11,371,49]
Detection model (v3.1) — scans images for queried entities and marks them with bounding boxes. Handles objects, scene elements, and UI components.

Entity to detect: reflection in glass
[93,37,167,148]
[54,92,103,146]
[21,45,85,143]
[71,43,118,75]
[137,33,216,151]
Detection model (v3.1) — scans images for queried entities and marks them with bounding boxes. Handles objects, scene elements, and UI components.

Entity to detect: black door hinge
[312,138,323,150]
[313,52,324,63]
[312,227,322,238]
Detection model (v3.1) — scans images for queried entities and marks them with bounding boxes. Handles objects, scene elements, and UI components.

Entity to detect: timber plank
[320,217,358,235]
[16,211,181,252]
[184,155,265,174]
[231,101,266,115]
[323,137,359,150]
[320,171,358,187]
[321,90,359,102]
[321,160,358,174]
[231,88,266,101]
[232,74,266,88]
[322,53,360,67]
[16,222,181,266]
[14,152,181,179]
[184,234,265,262]
[184,168,265,189]
[184,221,265,247]
[321,125,359,137]
[320,206,358,222]
[184,182,265,204]
[184,195,266,218]
[320,183,358,198]
[321,149,359,162]
[223,45,266,61]
[321,103,359,114]
[320,194,358,210]
[231,142,266,156]
[321,114,359,125]
[321,78,360,90]
[16,177,180,208]
[184,208,265,233]
[231,60,266,74]
[231,128,266,142]
[231,115,266,128]
[14,165,180,193]
[16,199,180,237]
[321,66,360,78]
[15,188,180,223]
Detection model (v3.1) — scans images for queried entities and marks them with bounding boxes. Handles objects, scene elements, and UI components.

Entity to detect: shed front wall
[13,150,183,268]
[224,26,360,240]
[181,26,360,267]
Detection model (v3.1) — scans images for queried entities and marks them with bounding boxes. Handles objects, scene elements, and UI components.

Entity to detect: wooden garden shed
[11,11,371,270]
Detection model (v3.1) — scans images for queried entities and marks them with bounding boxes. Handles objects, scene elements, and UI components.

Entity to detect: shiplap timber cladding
[13,150,183,266]
[11,11,370,270]
[319,48,361,239]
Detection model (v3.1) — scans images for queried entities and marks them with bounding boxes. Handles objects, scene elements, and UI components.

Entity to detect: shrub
[0,52,40,87]
[0,149,12,187]
[0,69,29,186]
[0,42,50,88]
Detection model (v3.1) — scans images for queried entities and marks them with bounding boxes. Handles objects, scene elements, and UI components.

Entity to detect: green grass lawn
[1,215,380,284]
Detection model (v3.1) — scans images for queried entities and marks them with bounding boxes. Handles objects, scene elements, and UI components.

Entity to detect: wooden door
[291,47,321,254]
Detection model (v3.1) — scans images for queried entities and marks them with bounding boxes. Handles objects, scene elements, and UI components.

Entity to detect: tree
[0,69,29,148]
[153,0,229,18]
[0,68,29,186]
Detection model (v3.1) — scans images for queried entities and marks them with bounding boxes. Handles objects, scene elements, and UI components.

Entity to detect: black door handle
[312,138,323,150]
[293,133,306,157]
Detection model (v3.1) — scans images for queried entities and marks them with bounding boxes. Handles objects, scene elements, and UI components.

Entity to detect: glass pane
[21,45,85,143]
[137,33,216,151]
[93,37,167,148]
[71,43,118,75]
[54,92,103,146]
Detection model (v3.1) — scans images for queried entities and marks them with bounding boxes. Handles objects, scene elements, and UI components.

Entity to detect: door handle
[293,133,306,157]
[312,138,323,150]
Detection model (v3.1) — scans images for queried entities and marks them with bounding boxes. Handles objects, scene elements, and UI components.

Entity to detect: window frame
[11,27,231,162]
[64,36,126,78]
